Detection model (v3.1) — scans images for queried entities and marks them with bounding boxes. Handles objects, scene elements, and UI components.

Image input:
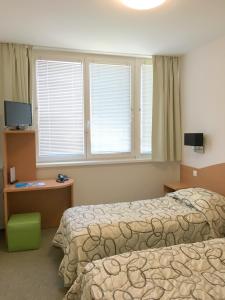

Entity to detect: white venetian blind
[89,63,132,154]
[140,64,153,154]
[36,59,84,161]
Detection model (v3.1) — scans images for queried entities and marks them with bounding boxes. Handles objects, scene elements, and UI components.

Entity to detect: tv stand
[3,130,74,228]
[16,125,26,130]
[7,125,27,130]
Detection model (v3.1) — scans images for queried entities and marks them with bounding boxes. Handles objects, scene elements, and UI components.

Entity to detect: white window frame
[32,50,152,165]
[86,56,135,160]
[138,58,153,159]
[33,52,87,163]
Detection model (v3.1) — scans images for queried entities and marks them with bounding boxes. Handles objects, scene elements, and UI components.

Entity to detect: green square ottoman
[7,212,41,252]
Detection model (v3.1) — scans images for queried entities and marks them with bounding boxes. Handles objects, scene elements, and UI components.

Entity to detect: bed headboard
[181,163,225,197]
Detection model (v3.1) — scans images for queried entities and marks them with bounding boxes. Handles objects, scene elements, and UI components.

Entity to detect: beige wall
[37,162,180,206]
[181,35,225,168]
[0,160,179,228]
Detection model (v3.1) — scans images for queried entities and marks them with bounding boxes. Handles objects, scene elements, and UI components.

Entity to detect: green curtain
[152,55,181,161]
[0,43,32,103]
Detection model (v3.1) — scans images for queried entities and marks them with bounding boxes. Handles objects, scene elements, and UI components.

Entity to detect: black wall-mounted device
[184,133,203,147]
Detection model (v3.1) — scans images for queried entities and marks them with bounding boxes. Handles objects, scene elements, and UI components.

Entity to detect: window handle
[86,120,90,133]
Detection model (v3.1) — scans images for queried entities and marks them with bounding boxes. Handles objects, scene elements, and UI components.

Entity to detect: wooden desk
[4,179,74,228]
[164,182,190,194]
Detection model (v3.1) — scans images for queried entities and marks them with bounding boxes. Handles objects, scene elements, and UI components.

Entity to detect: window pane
[90,63,132,154]
[36,59,84,161]
[140,64,153,154]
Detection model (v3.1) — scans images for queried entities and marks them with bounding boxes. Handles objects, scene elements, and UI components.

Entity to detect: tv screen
[4,101,32,128]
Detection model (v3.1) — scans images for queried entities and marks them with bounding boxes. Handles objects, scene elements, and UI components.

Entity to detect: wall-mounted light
[184,133,204,153]
[120,0,166,10]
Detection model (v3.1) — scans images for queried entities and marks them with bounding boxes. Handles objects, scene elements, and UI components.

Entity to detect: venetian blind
[36,59,84,161]
[89,63,132,154]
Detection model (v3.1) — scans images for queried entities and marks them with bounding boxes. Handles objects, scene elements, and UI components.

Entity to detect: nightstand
[164,182,190,194]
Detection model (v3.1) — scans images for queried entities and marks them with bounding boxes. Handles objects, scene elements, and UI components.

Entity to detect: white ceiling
[1,0,225,56]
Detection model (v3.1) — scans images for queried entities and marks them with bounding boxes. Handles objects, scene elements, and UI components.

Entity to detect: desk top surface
[4,178,74,193]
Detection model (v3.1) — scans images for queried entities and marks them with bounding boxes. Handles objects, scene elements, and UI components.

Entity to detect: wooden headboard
[181,163,225,197]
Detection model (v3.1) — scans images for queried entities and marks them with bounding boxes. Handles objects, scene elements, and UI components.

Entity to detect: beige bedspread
[65,238,225,300]
[53,188,225,286]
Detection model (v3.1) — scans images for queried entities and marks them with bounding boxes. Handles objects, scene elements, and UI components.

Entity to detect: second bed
[65,237,225,300]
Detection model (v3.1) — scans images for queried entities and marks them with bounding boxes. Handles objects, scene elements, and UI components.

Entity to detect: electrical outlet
[193,170,198,177]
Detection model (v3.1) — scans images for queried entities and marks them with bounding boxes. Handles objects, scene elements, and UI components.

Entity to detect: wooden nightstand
[164,182,190,194]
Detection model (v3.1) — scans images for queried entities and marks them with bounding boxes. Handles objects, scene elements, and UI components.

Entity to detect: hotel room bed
[53,188,225,286]
[64,237,225,300]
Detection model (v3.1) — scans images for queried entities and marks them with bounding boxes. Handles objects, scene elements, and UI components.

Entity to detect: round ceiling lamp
[121,0,166,10]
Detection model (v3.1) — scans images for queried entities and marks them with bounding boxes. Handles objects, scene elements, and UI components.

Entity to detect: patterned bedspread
[53,188,225,286]
[65,238,225,300]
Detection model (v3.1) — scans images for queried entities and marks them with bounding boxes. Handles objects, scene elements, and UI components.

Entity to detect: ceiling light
[121,0,166,10]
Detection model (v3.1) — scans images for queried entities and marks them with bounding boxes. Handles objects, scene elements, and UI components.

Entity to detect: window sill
[37,158,154,168]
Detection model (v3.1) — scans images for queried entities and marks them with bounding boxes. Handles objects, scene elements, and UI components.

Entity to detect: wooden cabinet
[3,130,74,228]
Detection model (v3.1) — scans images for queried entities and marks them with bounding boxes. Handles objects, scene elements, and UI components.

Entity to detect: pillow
[169,188,225,210]
[169,188,225,238]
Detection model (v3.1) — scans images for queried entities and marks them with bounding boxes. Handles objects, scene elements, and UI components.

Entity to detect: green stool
[7,212,41,252]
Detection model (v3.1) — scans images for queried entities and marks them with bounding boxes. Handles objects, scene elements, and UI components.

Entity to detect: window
[34,53,153,164]
[36,59,84,162]
[90,63,132,155]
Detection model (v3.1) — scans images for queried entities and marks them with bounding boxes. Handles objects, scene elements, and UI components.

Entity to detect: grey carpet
[0,229,67,300]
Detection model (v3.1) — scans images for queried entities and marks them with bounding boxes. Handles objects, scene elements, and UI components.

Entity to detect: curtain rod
[33,45,152,59]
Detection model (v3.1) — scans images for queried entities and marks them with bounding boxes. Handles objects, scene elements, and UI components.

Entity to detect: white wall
[37,162,179,206]
[181,35,225,168]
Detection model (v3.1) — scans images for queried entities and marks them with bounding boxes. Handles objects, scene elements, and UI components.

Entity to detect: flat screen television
[4,100,32,129]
